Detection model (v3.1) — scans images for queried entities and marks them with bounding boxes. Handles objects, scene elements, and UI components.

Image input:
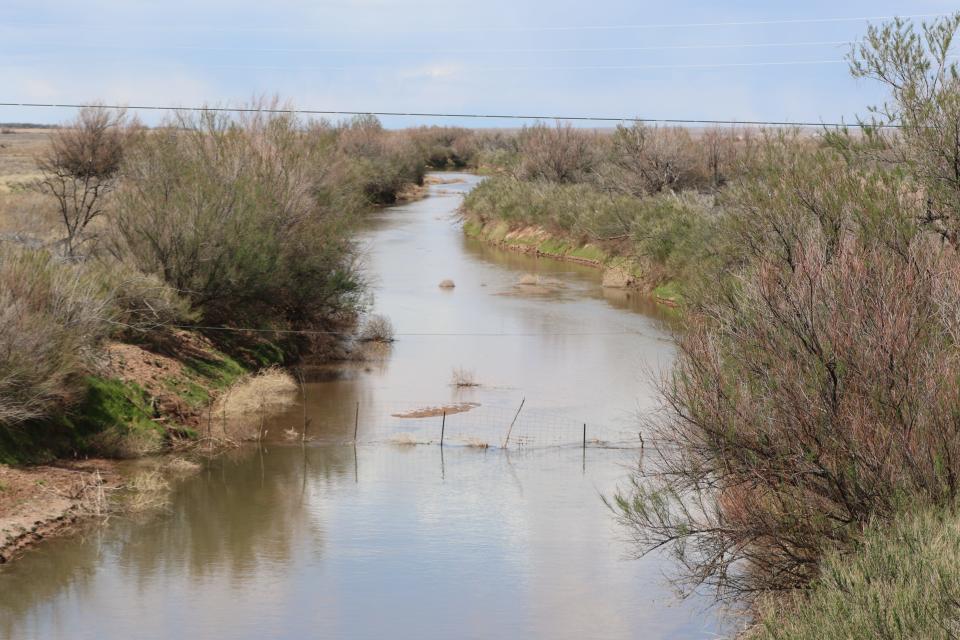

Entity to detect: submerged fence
[294,398,650,451]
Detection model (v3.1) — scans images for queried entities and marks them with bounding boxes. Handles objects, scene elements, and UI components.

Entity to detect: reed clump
[211,367,298,442]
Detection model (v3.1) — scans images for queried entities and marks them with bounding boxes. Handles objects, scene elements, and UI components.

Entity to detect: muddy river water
[0,174,723,639]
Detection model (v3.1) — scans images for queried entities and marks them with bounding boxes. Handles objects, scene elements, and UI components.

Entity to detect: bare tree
[607,124,704,196]
[37,106,131,257]
[515,122,599,183]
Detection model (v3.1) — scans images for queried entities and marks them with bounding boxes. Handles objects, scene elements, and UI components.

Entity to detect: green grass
[71,377,157,435]
[537,237,573,256]
[183,352,246,390]
[0,376,162,464]
[462,219,484,237]
[653,281,683,303]
[163,376,210,408]
[755,506,960,640]
[568,245,608,262]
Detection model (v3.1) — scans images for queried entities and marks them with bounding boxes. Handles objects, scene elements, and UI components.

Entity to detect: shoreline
[0,460,121,564]
[460,213,680,307]
[0,178,428,564]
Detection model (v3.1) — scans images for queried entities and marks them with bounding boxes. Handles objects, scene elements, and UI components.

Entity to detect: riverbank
[0,170,716,640]
[0,325,281,562]
[459,175,717,307]
[461,213,681,306]
[0,460,120,563]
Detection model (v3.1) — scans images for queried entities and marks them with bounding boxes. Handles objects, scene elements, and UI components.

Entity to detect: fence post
[502,397,526,449]
[441,411,446,447]
[583,423,587,450]
[354,402,359,442]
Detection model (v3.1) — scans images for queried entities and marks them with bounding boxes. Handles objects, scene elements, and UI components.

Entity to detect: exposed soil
[102,330,231,429]
[424,175,466,186]
[391,403,480,419]
[0,460,121,564]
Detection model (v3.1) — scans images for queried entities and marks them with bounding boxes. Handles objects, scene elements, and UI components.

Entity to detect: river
[0,173,722,639]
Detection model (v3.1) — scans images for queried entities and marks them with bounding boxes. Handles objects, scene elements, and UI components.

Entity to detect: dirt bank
[0,460,120,563]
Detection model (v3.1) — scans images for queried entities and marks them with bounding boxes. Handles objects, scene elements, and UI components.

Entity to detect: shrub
[212,367,298,441]
[753,506,960,640]
[515,122,600,184]
[451,367,478,387]
[613,140,960,600]
[358,314,395,342]
[408,126,476,168]
[334,115,427,204]
[0,246,112,427]
[112,106,365,332]
[463,176,717,288]
[86,258,196,342]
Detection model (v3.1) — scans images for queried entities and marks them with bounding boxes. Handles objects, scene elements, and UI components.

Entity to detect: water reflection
[0,174,721,640]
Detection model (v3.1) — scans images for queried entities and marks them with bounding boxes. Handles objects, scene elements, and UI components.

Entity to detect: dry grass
[389,433,421,446]
[451,367,480,388]
[0,246,112,427]
[212,367,298,441]
[0,129,50,180]
[122,469,171,513]
[358,313,395,342]
[164,456,201,474]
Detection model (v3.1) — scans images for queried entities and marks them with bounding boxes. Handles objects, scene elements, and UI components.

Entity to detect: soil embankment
[0,461,120,563]
[461,215,679,306]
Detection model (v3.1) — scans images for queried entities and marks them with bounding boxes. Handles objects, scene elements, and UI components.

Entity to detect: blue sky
[1,1,958,127]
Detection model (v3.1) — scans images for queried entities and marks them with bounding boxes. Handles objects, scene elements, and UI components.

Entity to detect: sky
[1,1,958,127]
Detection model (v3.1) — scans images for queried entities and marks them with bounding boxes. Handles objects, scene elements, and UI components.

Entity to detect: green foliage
[333,115,428,204]
[0,375,161,464]
[112,109,366,332]
[183,352,246,390]
[463,176,717,289]
[407,126,476,169]
[754,506,960,640]
[71,376,157,436]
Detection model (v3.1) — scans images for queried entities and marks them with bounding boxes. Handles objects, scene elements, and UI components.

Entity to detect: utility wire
[2,58,855,73]
[3,40,854,55]
[0,101,898,128]
[200,59,845,71]
[1,13,950,33]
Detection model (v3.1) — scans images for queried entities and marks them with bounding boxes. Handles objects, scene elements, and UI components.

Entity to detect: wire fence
[296,398,650,451]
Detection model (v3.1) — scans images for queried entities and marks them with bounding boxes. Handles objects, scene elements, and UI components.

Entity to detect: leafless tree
[37,106,132,257]
[515,122,599,183]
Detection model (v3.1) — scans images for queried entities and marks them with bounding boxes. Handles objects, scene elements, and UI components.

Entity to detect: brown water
[0,174,723,640]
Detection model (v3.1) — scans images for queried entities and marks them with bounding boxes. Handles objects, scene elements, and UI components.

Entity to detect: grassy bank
[462,176,718,303]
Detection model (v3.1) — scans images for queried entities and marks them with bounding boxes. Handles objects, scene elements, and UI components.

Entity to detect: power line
[0,101,897,128]
[2,58,854,73]
[59,60,849,72]
[5,40,854,55]
[1,13,950,34]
